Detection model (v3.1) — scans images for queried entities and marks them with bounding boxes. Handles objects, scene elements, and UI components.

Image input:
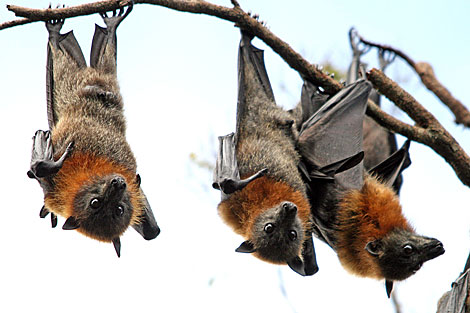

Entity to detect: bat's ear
[300,236,319,276]
[365,239,383,257]
[235,241,256,253]
[112,237,121,258]
[385,280,394,298]
[62,216,80,230]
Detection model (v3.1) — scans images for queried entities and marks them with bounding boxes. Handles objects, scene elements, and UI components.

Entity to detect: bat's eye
[403,244,414,255]
[264,223,275,234]
[288,230,297,241]
[90,198,101,209]
[116,206,124,217]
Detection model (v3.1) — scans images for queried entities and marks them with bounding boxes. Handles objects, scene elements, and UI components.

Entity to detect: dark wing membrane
[437,269,469,313]
[298,79,372,190]
[299,80,329,126]
[91,4,133,70]
[46,30,86,129]
[212,133,266,200]
[235,30,275,141]
[368,140,411,192]
[287,235,319,276]
[90,24,108,68]
[132,188,160,240]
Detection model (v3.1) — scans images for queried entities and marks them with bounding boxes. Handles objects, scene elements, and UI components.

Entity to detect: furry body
[215,33,315,272]
[28,7,159,253]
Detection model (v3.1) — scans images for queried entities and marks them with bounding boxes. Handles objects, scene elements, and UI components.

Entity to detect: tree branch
[0,17,32,30]
[5,0,342,94]
[358,32,470,128]
[4,0,470,187]
[368,69,470,187]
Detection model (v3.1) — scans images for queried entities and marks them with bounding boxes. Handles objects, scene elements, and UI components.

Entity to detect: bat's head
[68,174,134,244]
[365,228,444,281]
[237,201,305,264]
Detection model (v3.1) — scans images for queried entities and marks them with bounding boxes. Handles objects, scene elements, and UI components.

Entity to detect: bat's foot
[45,4,65,35]
[45,9,65,49]
[99,1,133,32]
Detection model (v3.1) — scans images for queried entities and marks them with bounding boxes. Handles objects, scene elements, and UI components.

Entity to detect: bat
[212,31,363,276]
[27,3,160,257]
[299,74,445,297]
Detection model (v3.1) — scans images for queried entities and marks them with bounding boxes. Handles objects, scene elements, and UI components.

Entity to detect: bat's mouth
[412,262,422,274]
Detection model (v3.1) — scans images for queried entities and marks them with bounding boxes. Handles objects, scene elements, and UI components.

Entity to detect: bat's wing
[46,20,86,129]
[437,270,470,313]
[297,80,329,127]
[27,130,74,185]
[297,80,370,247]
[132,191,160,240]
[27,130,73,228]
[287,235,319,276]
[235,30,276,141]
[212,133,267,200]
[90,4,133,71]
[132,175,161,240]
[368,140,411,192]
[298,79,372,190]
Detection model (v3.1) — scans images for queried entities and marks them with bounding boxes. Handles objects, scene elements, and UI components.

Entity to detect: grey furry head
[70,174,133,241]
[365,228,444,280]
[237,201,304,263]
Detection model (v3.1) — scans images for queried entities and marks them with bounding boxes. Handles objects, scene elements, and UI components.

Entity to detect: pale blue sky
[1,1,469,312]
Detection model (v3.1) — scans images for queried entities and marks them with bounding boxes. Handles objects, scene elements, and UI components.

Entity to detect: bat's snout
[282,202,298,219]
[111,177,126,190]
[422,238,445,262]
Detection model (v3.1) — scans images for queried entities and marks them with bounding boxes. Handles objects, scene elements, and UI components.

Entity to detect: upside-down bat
[27,4,160,257]
[299,75,444,296]
[212,31,364,276]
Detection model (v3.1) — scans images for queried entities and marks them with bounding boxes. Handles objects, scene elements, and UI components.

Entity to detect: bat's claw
[379,48,396,70]
[100,1,133,30]
[348,27,371,56]
[45,18,64,34]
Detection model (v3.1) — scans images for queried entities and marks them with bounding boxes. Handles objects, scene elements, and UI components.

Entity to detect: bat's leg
[45,15,86,128]
[45,18,64,49]
[28,130,74,179]
[90,2,133,71]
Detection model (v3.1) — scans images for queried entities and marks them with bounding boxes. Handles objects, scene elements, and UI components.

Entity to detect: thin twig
[3,1,470,187]
[368,68,470,187]
[0,17,32,30]
[5,0,342,94]
[357,31,470,127]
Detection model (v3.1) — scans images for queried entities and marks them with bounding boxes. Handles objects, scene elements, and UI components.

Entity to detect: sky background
[1,1,469,312]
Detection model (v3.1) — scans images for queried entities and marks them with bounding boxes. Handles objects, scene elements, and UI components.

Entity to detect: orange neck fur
[44,152,143,239]
[336,175,413,278]
[218,176,311,240]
